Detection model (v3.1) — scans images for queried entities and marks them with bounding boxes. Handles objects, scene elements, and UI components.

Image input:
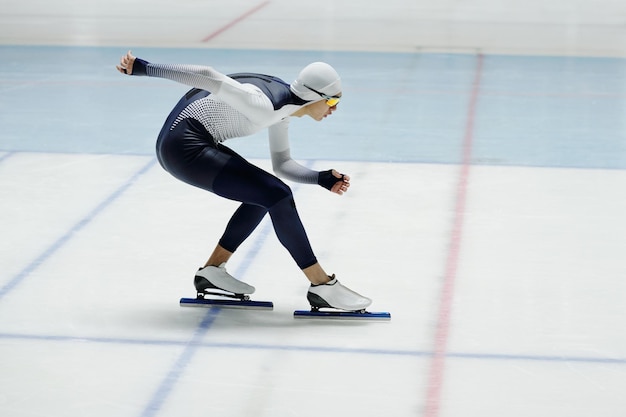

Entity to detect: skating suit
[133,59,319,269]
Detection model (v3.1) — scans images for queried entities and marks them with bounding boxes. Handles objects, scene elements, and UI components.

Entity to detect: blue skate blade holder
[180,297,273,310]
[293,310,391,320]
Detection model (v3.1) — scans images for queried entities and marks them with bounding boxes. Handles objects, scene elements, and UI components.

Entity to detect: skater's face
[298,98,340,121]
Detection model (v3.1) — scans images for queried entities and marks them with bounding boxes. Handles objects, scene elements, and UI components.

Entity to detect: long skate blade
[180,297,273,310]
[293,310,391,320]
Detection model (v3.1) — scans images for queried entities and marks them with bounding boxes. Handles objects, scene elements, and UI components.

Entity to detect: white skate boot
[194,263,255,295]
[307,275,372,311]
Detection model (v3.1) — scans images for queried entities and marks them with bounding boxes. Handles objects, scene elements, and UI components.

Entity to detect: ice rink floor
[1,1,626,416]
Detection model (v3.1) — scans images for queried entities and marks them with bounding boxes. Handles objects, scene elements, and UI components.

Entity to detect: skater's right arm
[269,120,351,195]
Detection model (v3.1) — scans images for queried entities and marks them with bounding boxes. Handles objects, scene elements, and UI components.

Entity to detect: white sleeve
[145,62,273,123]
[268,119,319,184]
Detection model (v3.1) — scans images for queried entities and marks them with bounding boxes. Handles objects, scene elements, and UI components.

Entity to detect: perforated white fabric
[145,61,320,184]
[171,97,253,142]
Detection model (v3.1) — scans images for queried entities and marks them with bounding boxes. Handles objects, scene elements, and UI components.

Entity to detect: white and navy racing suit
[130,58,335,269]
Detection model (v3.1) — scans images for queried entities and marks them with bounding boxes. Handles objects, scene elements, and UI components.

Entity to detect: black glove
[317,169,344,191]
[130,58,149,76]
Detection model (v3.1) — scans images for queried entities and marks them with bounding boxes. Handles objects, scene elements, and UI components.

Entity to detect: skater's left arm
[116,51,273,123]
[268,120,350,195]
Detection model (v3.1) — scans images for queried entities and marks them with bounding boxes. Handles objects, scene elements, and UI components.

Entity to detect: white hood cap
[290,62,341,101]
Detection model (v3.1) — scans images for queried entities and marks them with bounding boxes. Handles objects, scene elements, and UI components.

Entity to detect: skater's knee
[269,192,296,213]
[267,182,293,207]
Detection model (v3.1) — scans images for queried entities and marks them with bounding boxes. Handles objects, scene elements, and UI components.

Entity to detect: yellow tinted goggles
[304,84,341,107]
[324,96,341,107]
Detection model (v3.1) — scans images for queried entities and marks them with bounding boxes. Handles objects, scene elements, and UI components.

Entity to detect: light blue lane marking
[137,218,274,417]
[1,331,624,365]
[139,309,220,417]
[0,158,157,301]
[137,170,310,417]
[0,151,15,164]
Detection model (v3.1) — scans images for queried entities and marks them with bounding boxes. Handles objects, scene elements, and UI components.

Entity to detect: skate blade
[293,309,391,320]
[180,297,273,310]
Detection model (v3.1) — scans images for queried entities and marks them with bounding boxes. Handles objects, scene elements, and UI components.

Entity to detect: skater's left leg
[204,244,232,267]
[205,203,268,267]
[197,202,268,294]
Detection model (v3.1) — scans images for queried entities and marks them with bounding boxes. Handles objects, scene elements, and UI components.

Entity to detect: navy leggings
[156,118,317,269]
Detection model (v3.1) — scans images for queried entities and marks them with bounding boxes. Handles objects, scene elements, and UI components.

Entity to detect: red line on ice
[201,1,271,43]
[424,53,484,417]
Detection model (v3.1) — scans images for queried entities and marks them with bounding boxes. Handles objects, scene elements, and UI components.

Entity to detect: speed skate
[181,264,273,310]
[295,277,391,320]
[293,307,391,320]
[180,269,390,318]
[180,289,273,310]
[179,291,391,319]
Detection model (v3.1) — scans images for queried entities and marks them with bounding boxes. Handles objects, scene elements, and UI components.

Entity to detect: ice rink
[1,1,626,416]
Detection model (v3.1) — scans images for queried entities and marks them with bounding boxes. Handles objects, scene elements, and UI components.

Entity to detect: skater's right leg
[302,263,371,312]
[212,156,319,270]
[302,263,331,285]
[211,157,372,310]
[306,274,372,311]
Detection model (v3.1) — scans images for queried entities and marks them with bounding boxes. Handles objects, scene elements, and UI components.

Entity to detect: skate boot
[194,263,255,295]
[307,275,372,311]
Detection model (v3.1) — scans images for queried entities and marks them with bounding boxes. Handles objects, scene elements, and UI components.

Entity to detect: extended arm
[268,120,350,194]
[116,51,272,123]
[269,119,318,183]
